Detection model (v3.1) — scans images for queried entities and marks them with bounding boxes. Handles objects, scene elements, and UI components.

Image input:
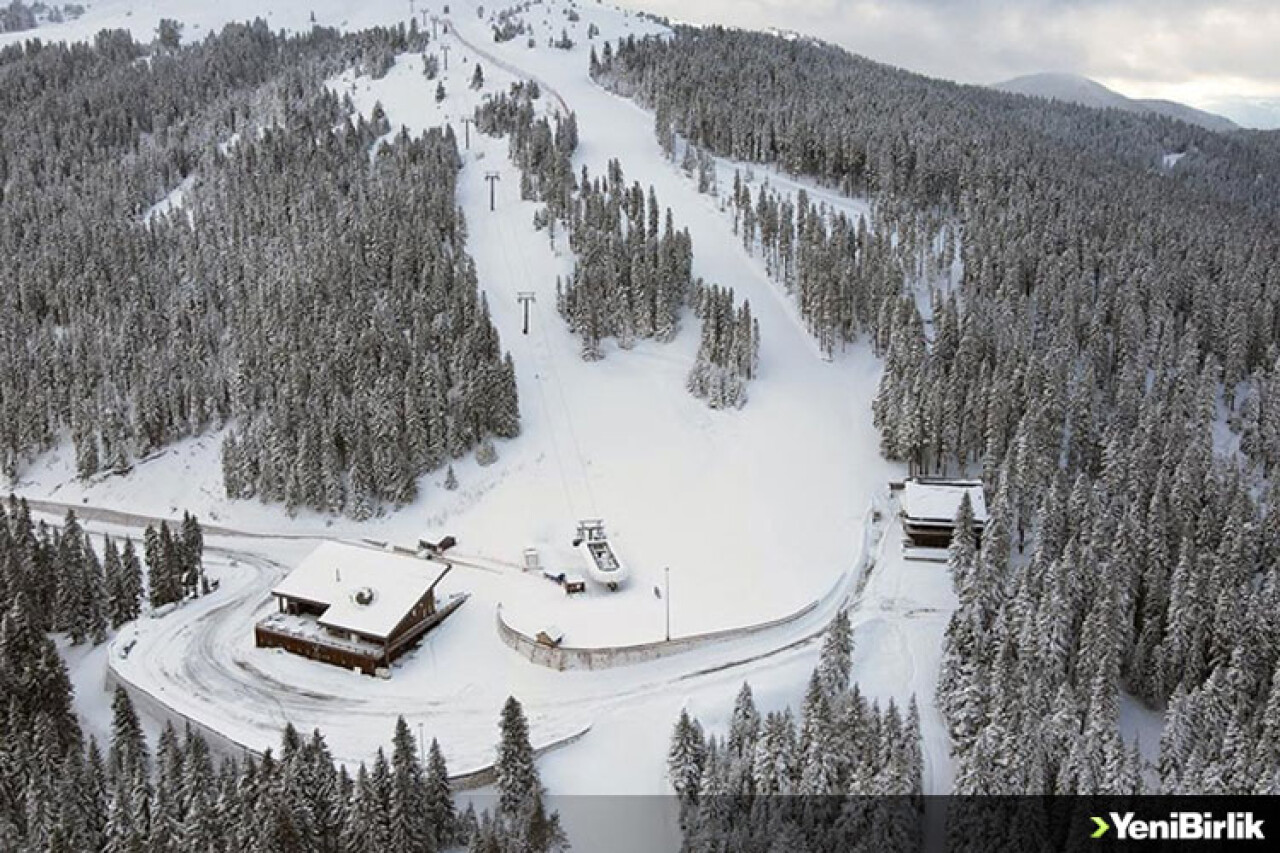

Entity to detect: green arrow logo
[1091,816,1111,839]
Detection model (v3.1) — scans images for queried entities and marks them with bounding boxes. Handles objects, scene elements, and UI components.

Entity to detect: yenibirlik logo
[1091,812,1265,841]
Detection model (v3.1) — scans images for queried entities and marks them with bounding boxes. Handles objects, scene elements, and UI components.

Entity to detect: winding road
[35,483,953,791]
[34,494,884,771]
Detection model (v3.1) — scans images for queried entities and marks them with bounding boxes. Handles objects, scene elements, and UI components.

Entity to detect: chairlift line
[491,201,577,518]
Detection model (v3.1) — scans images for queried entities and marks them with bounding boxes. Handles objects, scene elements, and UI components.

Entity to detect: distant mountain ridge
[994,72,1239,133]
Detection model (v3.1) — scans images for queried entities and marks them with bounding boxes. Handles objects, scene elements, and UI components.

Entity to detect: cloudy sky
[619,0,1280,128]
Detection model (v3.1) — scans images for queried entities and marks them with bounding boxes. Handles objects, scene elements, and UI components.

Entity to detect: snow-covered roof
[272,542,448,640]
[901,479,988,524]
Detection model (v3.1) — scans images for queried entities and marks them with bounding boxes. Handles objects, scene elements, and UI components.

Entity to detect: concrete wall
[495,594,823,671]
[496,501,883,671]
[449,725,593,791]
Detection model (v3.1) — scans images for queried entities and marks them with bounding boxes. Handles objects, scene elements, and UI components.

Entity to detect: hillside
[995,71,1239,132]
[4,0,927,805]
[2,2,1279,850]
[601,17,1280,812]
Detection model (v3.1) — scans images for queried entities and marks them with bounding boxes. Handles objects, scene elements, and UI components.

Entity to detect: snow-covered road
[88,501,881,776]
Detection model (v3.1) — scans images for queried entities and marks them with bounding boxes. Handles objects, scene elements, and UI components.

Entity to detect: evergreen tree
[424,738,456,850]
[119,538,144,622]
[494,696,539,819]
[667,708,706,803]
[389,717,429,853]
[817,609,853,698]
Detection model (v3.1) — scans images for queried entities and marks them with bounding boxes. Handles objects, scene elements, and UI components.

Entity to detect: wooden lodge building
[255,541,466,676]
[899,478,988,548]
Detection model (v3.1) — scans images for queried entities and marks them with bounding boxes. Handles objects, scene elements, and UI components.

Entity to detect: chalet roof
[272,542,449,640]
[901,479,989,524]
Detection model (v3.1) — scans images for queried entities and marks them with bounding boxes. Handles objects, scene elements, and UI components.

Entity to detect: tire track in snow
[69,486,881,769]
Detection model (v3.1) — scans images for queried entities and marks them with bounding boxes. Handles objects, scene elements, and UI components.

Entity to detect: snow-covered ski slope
[0,0,426,48]
[20,0,895,651]
[13,0,957,803]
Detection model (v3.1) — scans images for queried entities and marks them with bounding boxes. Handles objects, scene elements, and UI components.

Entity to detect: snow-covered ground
[50,492,954,806]
[141,174,195,224]
[0,0,430,49]
[12,0,962,822]
[21,0,893,645]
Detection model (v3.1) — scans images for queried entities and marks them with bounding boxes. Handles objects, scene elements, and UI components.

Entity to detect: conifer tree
[389,717,429,853]
[494,696,539,819]
[119,538,143,623]
[668,708,706,803]
[817,609,853,698]
[425,737,456,850]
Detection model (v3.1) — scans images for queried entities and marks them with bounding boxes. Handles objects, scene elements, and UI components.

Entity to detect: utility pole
[485,171,500,211]
[418,721,425,766]
[517,292,536,335]
[664,566,671,642]
[461,117,473,150]
[441,43,450,71]
[431,16,438,38]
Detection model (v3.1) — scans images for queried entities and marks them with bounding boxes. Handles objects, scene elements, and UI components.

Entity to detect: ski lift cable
[495,212,576,516]
[507,221,599,514]
[480,102,599,519]
[493,206,578,518]
[488,151,604,517]
[531,296,600,514]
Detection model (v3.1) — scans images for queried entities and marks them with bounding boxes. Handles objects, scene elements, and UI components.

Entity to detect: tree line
[0,19,516,518]
[0,497,205,645]
[2,652,564,853]
[600,25,1280,796]
[668,612,923,851]
[475,82,761,403]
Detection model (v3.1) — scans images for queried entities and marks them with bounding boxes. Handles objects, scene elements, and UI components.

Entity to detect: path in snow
[50,495,881,774]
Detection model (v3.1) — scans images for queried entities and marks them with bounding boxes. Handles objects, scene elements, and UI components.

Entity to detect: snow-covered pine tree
[726,682,760,761]
[425,737,457,850]
[667,708,706,803]
[389,717,430,853]
[494,696,539,819]
[180,512,204,597]
[686,284,759,408]
[476,436,498,467]
[816,609,853,698]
